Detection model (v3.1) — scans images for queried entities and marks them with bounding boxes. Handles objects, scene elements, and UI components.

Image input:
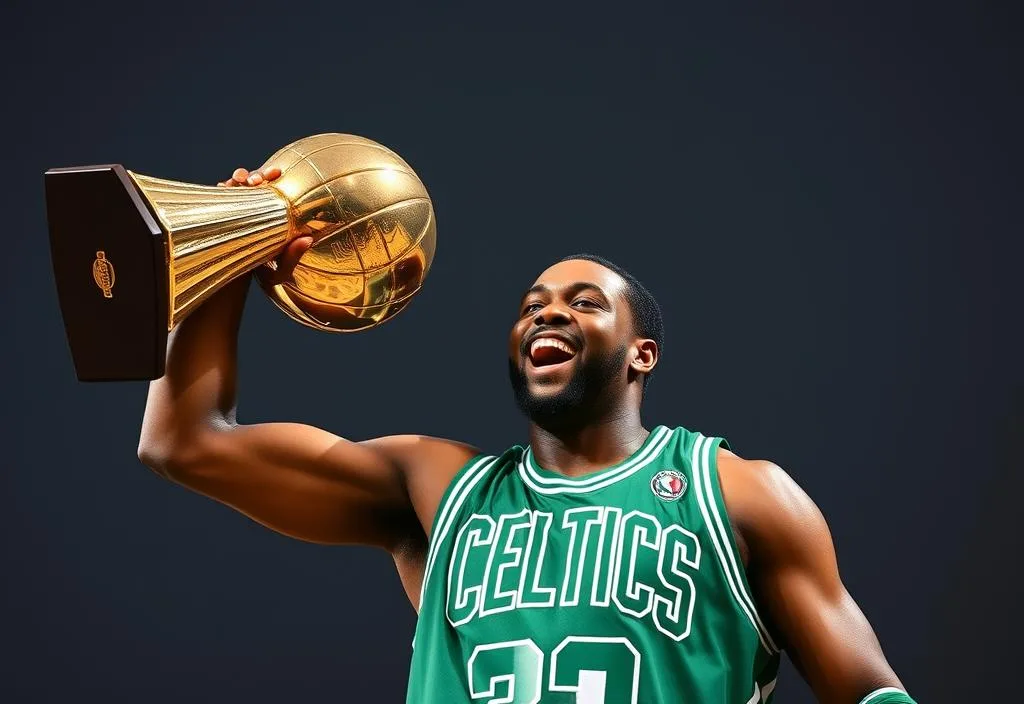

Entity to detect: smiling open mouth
[529,337,577,367]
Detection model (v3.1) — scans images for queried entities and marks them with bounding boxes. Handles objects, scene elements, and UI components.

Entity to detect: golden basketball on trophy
[45,134,437,381]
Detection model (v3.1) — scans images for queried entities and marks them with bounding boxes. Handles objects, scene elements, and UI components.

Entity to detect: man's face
[507,259,638,423]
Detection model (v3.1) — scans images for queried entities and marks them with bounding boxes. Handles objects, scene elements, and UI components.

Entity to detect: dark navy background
[1,1,1020,701]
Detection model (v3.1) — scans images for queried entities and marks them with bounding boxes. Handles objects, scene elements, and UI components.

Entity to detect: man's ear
[630,339,658,375]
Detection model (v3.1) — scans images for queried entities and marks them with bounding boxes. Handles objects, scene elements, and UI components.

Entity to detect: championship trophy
[45,134,436,382]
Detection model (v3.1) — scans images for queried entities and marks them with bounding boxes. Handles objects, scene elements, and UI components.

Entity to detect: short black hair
[559,253,664,388]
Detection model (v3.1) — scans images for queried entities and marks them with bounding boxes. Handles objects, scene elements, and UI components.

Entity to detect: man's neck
[528,410,649,478]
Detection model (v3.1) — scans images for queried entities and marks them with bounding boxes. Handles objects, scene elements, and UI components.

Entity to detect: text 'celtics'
[446,507,701,641]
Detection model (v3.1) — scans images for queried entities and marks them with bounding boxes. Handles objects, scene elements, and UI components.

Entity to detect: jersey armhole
[698,435,781,654]
[416,452,501,618]
[424,453,493,542]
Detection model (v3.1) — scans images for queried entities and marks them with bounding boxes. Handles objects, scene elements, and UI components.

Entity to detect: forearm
[138,275,251,467]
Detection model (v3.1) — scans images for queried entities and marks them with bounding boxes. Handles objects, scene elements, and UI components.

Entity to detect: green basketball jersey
[407,426,780,703]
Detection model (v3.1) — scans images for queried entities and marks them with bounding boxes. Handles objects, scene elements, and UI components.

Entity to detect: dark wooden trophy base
[45,165,169,381]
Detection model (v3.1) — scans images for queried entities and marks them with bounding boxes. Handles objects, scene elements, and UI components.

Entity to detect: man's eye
[522,303,543,315]
[573,299,598,308]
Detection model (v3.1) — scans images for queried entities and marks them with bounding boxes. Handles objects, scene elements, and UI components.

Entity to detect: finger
[282,236,314,264]
[262,166,282,181]
[274,237,314,281]
[232,168,249,184]
[247,171,264,186]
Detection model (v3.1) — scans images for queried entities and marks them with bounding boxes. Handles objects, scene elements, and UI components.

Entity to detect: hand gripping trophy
[44,134,437,381]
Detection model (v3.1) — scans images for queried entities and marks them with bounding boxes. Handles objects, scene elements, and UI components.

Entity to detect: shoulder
[716,447,811,516]
[361,434,485,479]
[360,435,491,536]
[715,446,830,563]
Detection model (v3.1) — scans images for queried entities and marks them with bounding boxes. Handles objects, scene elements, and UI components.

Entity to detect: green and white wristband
[858,687,917,704]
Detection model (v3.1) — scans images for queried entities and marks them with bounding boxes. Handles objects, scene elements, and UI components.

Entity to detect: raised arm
[718,451,915,704]
[138,167,477,553]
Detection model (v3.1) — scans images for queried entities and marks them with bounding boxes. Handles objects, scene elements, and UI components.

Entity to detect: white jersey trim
[517,427,673,495]
[743,675,778,704]
[520,426,671,487]
[691,434,778,654]
[419,455,498,605]
[699,434,780,652]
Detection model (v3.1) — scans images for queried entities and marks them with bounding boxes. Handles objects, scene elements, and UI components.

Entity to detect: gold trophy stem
[129,172,291,328]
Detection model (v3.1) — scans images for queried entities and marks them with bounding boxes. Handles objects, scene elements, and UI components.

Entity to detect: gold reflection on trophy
[129,133,436,333]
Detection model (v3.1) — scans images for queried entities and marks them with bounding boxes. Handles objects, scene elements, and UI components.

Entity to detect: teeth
[530,338,575,356]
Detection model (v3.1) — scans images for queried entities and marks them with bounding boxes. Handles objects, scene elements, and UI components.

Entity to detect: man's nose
[533,301,572,326]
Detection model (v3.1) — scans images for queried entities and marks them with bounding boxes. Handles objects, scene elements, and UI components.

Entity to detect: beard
[508,345,628,427]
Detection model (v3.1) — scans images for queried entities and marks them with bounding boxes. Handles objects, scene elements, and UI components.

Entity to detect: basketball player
[137,165,917,704]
